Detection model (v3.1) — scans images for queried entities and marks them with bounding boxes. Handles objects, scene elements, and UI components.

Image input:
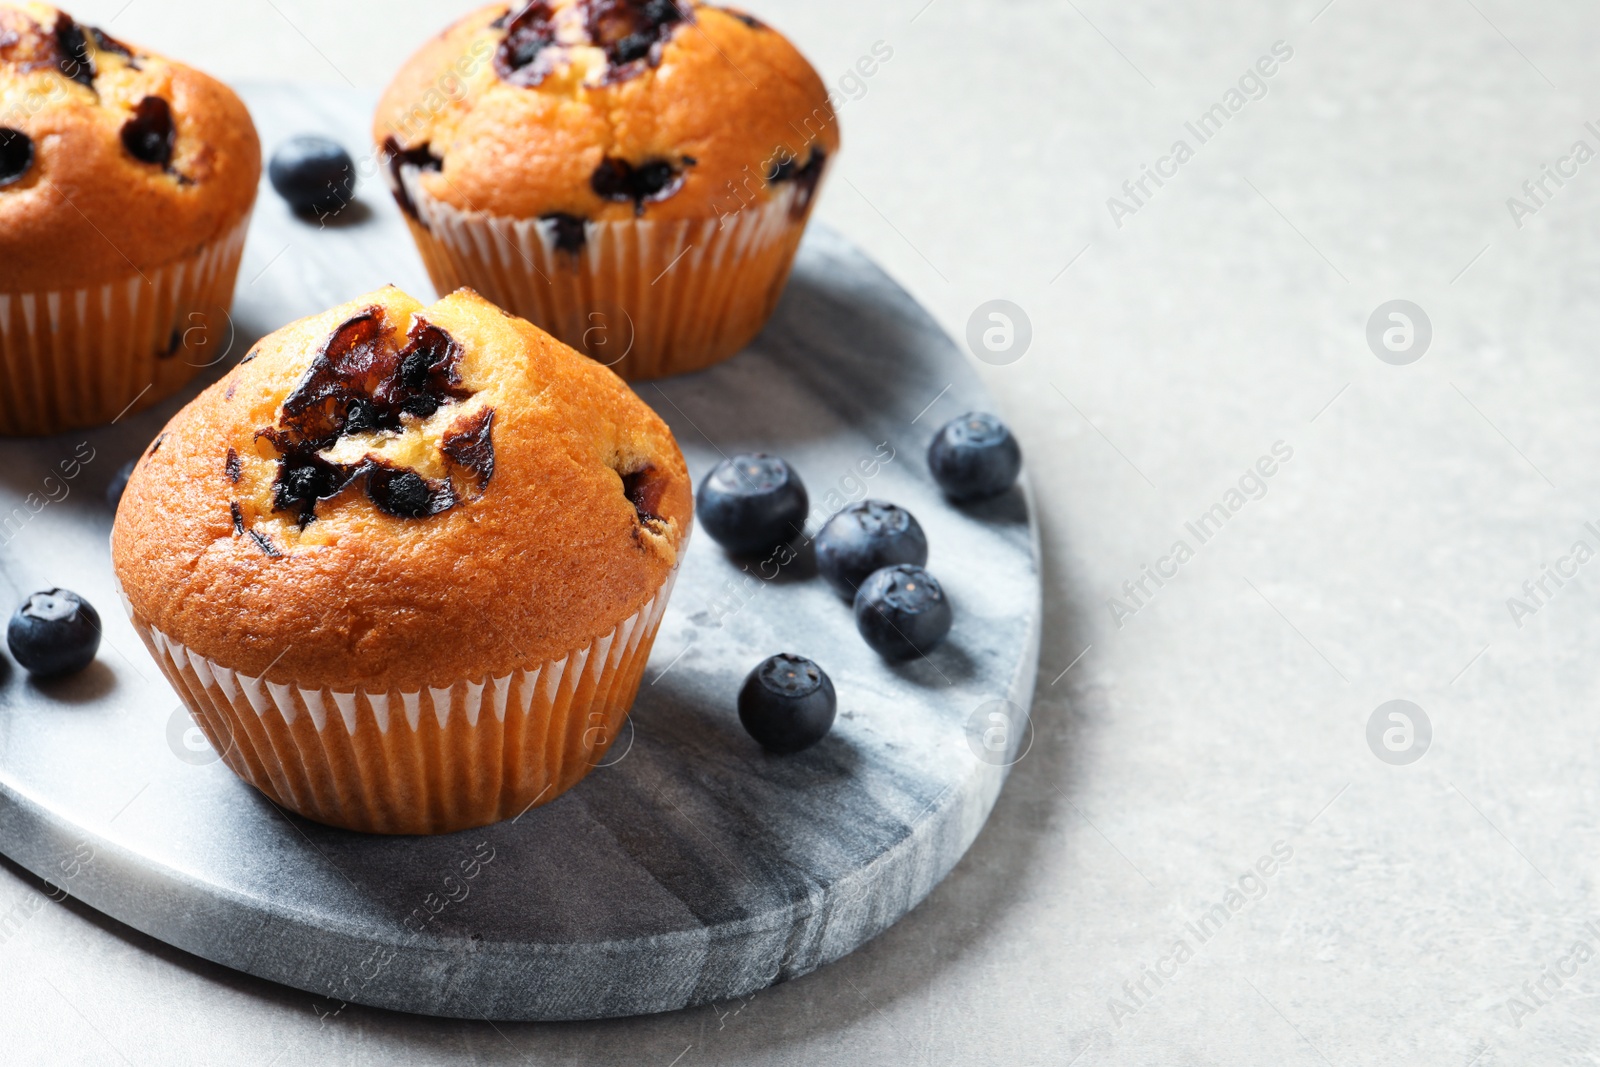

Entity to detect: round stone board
[0,85,1040,1021]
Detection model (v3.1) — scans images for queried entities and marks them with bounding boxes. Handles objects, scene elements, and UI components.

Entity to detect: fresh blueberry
[9,589,101,678]
[815,501,927,599]
[269,136,357,217]
[854,565,952,661]
[106,458,136,510]
[738,654,837,753]
[696,453,808,555]
[928,412,1022,501]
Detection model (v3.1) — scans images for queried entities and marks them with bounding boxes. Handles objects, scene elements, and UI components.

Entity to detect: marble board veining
[0,85,1041,1021]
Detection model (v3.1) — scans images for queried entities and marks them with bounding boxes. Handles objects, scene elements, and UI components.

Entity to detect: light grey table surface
[7,0,1600,1064]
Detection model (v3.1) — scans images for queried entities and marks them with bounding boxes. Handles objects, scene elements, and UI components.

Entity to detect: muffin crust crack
[252,305,498,532]
[490,0,690,89]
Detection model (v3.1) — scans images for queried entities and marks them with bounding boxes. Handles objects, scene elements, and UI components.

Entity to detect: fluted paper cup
[395,169,820,381]
[130,567,678,836]
[0,213,250,437]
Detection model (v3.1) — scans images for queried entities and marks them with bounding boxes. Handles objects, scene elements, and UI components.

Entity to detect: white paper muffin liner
[394,168,820,380]
[0,213,251,436]
[131,567,679,836]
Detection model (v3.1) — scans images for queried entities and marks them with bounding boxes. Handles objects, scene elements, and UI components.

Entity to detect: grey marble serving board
[0,85,1039,1021]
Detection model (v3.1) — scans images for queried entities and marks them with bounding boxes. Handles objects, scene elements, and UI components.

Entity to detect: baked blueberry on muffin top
[492,0,692,85]
[0,2,259,293]
[257,306,490,528]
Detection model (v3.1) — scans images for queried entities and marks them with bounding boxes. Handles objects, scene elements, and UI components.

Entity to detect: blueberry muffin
[112,286,692,835]
[0,3,259,435]
[374,1,838,380]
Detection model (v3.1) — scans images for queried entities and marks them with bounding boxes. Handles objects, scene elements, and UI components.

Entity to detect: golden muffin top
[112,286,692,692]
[0,2,260,290]
[373,1,839,225]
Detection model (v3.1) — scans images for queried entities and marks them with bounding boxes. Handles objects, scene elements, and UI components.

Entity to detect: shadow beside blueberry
[294,198,371,229]
[720,535,817,585]
[881,636,978,687]
[27,659,115,705]
[944,482,1028,526]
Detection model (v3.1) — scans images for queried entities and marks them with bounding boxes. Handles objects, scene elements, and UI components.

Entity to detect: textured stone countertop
[7,0,1600,1063]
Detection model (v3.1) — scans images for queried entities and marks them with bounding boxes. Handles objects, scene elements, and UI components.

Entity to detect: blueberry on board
[269,136,357,217]
[8,589,101,678]
[815,500,927,598]
[928,412,1022,502]
[854,565,953,661]
[696,453,808,555]
[106,458,136,510]
[738,654,837,753]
